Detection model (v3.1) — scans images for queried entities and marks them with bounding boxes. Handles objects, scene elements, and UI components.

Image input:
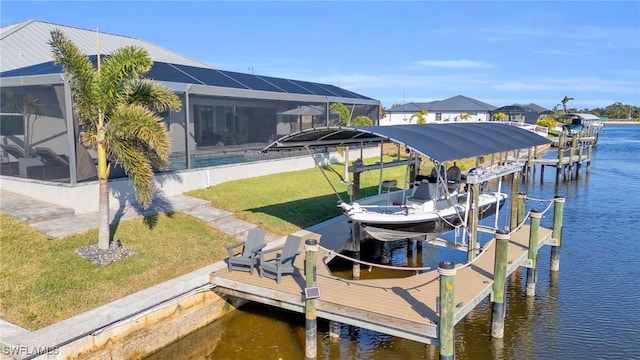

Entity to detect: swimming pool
[168,152,261,171]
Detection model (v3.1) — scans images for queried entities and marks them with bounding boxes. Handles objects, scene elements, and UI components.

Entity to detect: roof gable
[426,95,496,111]
[523,103,549,112]
[494,105,537,113]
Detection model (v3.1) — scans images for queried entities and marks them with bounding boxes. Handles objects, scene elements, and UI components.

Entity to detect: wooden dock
[211,217,553,345]
[530,153,590,169]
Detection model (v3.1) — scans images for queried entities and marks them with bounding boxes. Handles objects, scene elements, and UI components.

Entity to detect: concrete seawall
[72,291,246,360]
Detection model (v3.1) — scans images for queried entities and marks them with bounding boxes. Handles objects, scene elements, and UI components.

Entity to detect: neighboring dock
[526,131,595,182]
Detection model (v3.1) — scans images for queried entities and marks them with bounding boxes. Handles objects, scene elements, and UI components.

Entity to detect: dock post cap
[495,229,510,239]
[553,196,566,203]
[438,261,456,276]
[305,238,319,251]
[530,209,543,218]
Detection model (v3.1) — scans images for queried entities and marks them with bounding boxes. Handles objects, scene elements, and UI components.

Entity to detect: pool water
[168,153,259,171]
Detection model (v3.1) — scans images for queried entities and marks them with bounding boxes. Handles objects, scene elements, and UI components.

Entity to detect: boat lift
[263,124,551,270]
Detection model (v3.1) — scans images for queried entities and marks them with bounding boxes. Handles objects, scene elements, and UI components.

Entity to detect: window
[435,113,442,122]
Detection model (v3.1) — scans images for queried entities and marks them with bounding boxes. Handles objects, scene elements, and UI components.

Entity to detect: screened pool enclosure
[0,21,380,184]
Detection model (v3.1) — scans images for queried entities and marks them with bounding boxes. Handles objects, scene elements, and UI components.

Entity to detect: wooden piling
[556,133,564,181]
[577,136,584,174]
[509,172,519,231]
[329,320,341,341]
[526,209,542,296]
[304,238,319,360]
[550,196,565,272]
[570,136,578,179]
[491,230,510,339]
[587,144,593,171]
[352,222,361,279]
[438,261,456,360]
[525,147,534,188]
[352,165,361,202]
[526,147,534,176]
[517,192,526,226]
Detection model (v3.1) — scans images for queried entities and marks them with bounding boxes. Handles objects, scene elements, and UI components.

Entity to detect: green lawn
[0,212,237,330]
[187,159,412,235]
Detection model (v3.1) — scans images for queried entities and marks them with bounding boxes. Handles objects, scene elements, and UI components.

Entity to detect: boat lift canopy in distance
[262,123,551,163]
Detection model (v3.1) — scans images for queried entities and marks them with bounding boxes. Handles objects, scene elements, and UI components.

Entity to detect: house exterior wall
[380,111,490,126]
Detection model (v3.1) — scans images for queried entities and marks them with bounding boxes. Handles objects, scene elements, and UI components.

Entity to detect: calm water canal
[147,124,640,360]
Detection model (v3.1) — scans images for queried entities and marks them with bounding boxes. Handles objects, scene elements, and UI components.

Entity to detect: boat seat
[407,181,433,203]
[446,164,462,193]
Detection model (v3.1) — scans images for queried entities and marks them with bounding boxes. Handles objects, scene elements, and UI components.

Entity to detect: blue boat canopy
[262,123,551,163]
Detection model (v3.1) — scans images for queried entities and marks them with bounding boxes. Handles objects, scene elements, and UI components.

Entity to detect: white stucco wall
[380,111,491,126]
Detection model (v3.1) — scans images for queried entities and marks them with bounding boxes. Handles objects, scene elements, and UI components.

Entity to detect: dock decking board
[211,218,554,344]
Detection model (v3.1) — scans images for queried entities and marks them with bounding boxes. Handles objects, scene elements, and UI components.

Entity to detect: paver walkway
[0,189,280,241]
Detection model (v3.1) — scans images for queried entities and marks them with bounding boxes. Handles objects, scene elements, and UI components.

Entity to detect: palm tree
[410,110,428,124]
[379,105,387,121]
[330,103,351,126]
[2,90,43,158]
[459,113,471,121]
[493,112,507,121]
[561,96,574,113]
[49,29,181,249]
[329,103,372,182]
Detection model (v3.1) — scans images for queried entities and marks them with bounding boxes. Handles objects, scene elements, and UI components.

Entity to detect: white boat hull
[340,191,507,241]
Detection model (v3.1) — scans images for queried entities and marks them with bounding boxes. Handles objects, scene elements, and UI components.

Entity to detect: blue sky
[2,1,639,110]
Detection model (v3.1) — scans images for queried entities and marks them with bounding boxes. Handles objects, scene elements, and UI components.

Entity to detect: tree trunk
[96,136,110,250]
[343,146,349,184]
[98,177,110,249]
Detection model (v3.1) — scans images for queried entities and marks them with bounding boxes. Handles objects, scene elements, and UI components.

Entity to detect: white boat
[338,174,507,241]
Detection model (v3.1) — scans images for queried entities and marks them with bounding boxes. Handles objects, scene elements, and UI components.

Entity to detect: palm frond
[99,46,153,112]
[48,30,99,122]
[108,138,156,208]
[129,79,182,113]
[107,104,171,168]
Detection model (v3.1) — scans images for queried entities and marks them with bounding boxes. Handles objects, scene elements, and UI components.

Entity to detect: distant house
[523,103,554,121]
[381,95,496,125]
[491,105,540,124]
